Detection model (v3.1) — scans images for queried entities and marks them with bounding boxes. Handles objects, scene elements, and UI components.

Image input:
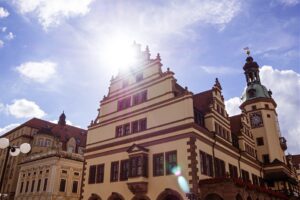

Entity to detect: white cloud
[278,0,300,6]
[5,32,15,40]
[225,97,242,116]
[200,66,241,75]
[0,40,3,48]
[0,123,20,136]
[7,99,46,118]
[16,61,57,83]
[260,66,300,153]
[1,27,7,32]
[225,66,300,153]
[141,0,241,33]
[13,0,94,30]
[0,7,9,18]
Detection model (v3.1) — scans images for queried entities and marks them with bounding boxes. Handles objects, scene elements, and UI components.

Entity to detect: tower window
[267,114,271,118]
[265,104,269,109]
[248,89,256,98]
[256,137,264,146]
[252,105,257,110]
[59,179,66,192]
[262,154,270,164]
[72,181,78,193]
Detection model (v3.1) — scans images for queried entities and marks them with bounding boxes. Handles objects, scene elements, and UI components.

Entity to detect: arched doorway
[107,192,125,200]
[236,194,243,200]
[88,193,101,200]
[156,189,184,200]
[204,193,224,200]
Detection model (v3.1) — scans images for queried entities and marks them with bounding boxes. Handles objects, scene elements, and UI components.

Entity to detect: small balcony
[279,137,287,151]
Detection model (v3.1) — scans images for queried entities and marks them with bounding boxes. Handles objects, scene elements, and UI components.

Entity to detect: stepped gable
[229,114,242,136]
[193,89,213,113]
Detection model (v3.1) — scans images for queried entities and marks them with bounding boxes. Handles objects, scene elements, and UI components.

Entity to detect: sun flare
[101,34,137,73]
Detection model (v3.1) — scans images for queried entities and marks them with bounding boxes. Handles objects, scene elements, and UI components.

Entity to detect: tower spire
[58,111,66,126]
[243,49,261,86]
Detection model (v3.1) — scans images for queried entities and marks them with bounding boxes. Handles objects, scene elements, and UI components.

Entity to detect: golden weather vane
[243,47,251,56]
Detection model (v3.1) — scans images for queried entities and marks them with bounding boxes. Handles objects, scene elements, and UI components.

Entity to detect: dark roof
[2,118,87,147]
[291,154,300,169]
[229,114,242,136]
[193,89,213,113]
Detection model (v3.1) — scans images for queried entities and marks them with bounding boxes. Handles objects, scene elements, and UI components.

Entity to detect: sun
[101,34,137,74]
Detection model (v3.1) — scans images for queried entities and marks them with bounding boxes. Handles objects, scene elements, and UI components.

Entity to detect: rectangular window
[229,164,238,178]
[59,179,66,192]
[96,164,104,183]
[139,118,147,131]
[37,179,41,192]
[256,137,264,146]
[117,97,131,111]
[263,154,270,164]
[120,160,129,181]
[166,151,177,175]
[199,151,213,176]
[136,72,143,82]
[129,155,148,177]
[20,182,24,193]
[214,157,225,177]
[241,170,250,182]
[131,121,139,133]
[110,161,119,182]
[25,181,29,193]
[88,165,96,184]
[72,181,78,193]
[43,178,48,191]
[130,156,142,177]
[153,153,164,176]
[133,91,147,105]
[123,123,130,136]
[31,180,35,192]
[252,174,259,185]
[115,126,123,137]
[45,139,51,147]
[252,105,257,110]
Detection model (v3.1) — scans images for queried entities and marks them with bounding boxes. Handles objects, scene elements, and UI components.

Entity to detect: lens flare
[177,176,190,193]
[172,166,181,176]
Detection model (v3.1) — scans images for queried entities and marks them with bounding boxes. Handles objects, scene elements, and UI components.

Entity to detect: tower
[58,111,66,126]
[240,54,286,164]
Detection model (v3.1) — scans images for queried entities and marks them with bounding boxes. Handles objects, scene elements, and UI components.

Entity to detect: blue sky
[0,0,299,153]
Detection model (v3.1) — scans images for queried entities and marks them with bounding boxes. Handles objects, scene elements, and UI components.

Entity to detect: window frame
[110,161,119,182]
[165,151,177,175]
[153,153,164,176]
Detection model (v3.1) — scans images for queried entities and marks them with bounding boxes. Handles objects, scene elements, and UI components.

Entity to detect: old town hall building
[82,44,299,200]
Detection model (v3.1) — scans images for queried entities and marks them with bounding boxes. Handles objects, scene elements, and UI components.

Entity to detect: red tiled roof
[2,118,87,148]
[230,114,242,136]
[193,89,213,113]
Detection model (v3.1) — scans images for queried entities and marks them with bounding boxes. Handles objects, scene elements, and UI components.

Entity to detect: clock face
[250,112,263,128]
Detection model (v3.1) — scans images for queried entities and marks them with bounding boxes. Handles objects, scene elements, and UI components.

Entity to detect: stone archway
[88,193,102,200]
[204,193,224,200]
[107,192,125,200]
[156,188,184,200]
